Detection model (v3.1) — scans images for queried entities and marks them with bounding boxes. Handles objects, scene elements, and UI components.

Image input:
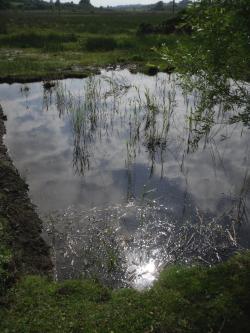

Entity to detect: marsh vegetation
[0,1,250,332]
[0,9,185,79]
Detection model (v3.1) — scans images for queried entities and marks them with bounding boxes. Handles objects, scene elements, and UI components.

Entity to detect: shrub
[131,54,144,62]
[137,22,155,35]
[85,36,117,51]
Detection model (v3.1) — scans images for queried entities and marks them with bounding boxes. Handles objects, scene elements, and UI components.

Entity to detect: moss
[0,252,250,333]
[0,159,12,168]
[0,215,13,296]
[54,279,111,303]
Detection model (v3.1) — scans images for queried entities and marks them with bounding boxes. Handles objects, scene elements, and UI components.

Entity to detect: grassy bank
[0,10,188,81]
[0,252,250,332]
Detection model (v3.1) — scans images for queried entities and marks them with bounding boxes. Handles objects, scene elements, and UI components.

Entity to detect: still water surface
[1,70,249,288]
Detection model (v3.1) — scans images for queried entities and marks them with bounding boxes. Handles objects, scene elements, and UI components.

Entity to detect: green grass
[85,36,117,51]
[1,10,170,35]
[0,217,13,296]
[0,252,250,333]
[0,34,186,80]
[0,31,77,48]
[0,10,189,80]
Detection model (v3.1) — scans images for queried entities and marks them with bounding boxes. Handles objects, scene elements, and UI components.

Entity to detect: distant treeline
[0,0,191,11]
[0,0,92,10]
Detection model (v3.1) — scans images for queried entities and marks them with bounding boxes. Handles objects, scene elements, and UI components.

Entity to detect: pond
[0,69,249,288]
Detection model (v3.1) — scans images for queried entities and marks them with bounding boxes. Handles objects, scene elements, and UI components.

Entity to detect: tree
[164,0,250,79]
[0,0,10,9]
[162,0,250,90]
[55,0,61,13]
[79,0,93,8]
[161,0,250,130]
[153,1,165,11]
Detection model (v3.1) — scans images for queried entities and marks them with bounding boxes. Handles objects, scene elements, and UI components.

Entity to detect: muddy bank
[0,67,101,84]
[0,105,52,277]
[0,63,172,84]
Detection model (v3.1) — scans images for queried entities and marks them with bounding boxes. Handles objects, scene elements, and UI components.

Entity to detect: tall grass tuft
[85,36,117,51]
[0,32,77,49]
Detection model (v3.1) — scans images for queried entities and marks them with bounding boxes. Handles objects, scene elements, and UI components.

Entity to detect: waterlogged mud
[0,105,52,277]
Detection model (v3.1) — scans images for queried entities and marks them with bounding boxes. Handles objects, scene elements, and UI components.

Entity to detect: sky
[57,0,181,7]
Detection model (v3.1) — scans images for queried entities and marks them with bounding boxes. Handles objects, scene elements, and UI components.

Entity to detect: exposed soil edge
[0,105,52,277]
[0,70,99,84]
[0,63,173,84]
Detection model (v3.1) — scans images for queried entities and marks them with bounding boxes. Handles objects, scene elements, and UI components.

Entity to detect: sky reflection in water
[1,70,249,288]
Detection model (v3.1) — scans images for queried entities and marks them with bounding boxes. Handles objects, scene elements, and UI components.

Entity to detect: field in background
[0,10,189,79]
